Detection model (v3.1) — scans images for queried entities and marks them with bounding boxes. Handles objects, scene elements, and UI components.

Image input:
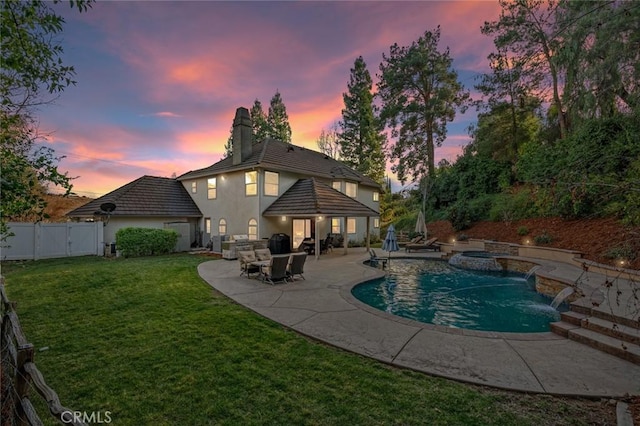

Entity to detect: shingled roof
[67,175,202,218]
[262,178,379,217]
[177,139,380,189]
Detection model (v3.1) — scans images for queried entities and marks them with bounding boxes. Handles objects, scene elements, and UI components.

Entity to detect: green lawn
[2,255,613,425]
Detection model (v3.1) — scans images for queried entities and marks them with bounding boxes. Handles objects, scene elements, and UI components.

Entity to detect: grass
[2,254,613,425]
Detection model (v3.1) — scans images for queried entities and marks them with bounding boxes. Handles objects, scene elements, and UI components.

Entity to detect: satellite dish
[100,202,116,213]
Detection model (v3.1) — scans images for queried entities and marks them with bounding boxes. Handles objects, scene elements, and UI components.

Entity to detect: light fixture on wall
[281,216,287,222]
[317,216,324,221]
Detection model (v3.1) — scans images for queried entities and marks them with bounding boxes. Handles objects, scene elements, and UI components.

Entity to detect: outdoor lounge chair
[369,249,388,269]
[405,237,440,252]
[287,253,307,280]
[261,255,291,285]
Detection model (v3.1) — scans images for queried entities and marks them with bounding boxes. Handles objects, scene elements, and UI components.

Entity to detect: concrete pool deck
[197,248,640,397]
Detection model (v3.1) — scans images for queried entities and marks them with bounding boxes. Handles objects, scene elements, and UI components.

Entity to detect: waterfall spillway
[525,266,540,281]
[550,287,575,310]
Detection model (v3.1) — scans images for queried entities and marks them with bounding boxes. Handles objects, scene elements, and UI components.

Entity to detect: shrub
[604,244,637,261]
[447,201,472,231]
[488,189,539,222]
[517,226,529,236]
[116,227,179,258]
[533,231,553,245]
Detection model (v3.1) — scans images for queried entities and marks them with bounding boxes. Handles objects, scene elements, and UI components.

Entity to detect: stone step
[567,328,640,365]
[569,303,639,330]
[580,316,640,346]
[560,310,588,326]
[550,321,579,338]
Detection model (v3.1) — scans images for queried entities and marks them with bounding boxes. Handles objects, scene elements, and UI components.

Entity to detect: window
[347,218,356,234]
[191,181,197,193]
[245,171,257,196]
[248,219,257,240]
[204,218,211,234]
[207,178,217,199]
[345,182,357,198]
[374,218,380,228]
[218,218,226,235]
[264,171,279,196]
[332,181,341,191]
[373,191,379,202]
[331,218,341,234]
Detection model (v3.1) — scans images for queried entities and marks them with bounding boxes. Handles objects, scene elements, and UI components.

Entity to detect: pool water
[352,259,565,333]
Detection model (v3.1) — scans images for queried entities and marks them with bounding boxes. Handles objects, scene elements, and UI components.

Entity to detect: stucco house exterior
[69,107,382,254]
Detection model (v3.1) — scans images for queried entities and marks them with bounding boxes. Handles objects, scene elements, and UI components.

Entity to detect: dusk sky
[40,1,503,197]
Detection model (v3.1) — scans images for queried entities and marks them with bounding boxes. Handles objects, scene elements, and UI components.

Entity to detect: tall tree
[1,0,93,238]
[481,0,568,138]
[266,91,292,142]
[475,48,542,166]
[316,122,341,160]
[250,99,268,142]
[555,0,640,122]
[339,56,386,184]
[377,26,469,185]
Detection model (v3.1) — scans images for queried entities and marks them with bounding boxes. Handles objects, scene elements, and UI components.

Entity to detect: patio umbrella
[415,210,427,237]
[382,224,400,264]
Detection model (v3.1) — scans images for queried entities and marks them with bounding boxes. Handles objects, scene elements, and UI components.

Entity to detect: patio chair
[238,250,259,278]
[320,234,333,254]
[261,255,291,285]
[254,248,272,261]
[369,249,388,269]
[405,237,440,252]
[287,253,307,281]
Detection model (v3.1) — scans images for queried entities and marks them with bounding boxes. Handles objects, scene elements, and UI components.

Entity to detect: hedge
[115,227,178,258]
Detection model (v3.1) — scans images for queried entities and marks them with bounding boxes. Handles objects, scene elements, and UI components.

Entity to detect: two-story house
[177,107,381,255]
[69,107,382,256]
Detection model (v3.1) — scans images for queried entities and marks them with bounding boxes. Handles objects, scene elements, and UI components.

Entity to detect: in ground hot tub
[448,251,503,271]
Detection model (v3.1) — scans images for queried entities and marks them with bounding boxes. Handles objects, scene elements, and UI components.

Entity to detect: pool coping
[197,248,640,398]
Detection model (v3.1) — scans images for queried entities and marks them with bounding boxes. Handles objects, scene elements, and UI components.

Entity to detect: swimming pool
[352,259,565,333]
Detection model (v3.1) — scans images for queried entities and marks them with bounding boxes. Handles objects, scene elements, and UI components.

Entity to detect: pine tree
[266,91,292,142]
[339,56,386,184]
[378,27,469,184]
[250,99,268,142]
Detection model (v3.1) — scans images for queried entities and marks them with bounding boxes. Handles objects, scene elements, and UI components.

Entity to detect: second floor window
[332,181,341,191]
[207,178,217,199]
[345,182,357,198]
[373,191,379,202]
[264,171,279,196]
[191,182,197,193]
[245,171,257,196]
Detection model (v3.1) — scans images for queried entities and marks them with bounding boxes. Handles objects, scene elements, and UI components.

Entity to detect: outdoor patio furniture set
[238,248,307,284]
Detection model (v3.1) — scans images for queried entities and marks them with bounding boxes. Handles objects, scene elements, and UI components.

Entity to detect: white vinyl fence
[1,222,104,261]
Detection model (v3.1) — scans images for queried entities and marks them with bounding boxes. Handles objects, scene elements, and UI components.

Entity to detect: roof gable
[262,178,379,217]
[67,175,202,218]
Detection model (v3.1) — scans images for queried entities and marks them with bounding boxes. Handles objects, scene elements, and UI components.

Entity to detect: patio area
[197,248,640,397]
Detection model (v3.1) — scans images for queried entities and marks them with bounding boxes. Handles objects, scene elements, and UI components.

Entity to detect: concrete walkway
[197,248,640,397]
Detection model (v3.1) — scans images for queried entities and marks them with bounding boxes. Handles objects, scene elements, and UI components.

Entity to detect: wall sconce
[281,216,287,222]
[317,216,324,221]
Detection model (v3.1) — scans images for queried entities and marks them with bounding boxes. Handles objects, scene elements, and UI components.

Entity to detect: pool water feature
[353,259,565,333]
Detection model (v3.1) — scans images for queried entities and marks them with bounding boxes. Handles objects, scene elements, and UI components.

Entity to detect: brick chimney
[232,107,253,166]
